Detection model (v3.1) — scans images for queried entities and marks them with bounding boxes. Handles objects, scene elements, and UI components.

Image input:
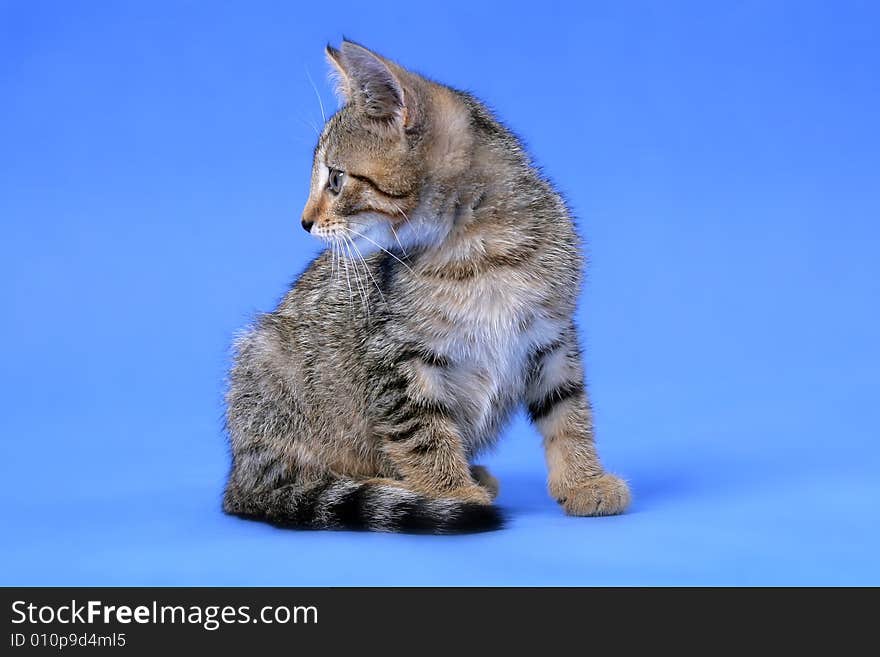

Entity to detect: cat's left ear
[325,44,351,104]
[326,41,413,127]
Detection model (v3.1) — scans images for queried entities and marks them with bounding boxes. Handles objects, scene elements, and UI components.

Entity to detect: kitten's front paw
[470,465,500,500]
[553,473,631,516]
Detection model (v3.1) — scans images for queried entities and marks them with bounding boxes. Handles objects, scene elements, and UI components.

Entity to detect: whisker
[334,241,344,295]
[391,202,411,224]
[343,230,386,304]
[339,238,354,308]
[390,203,413,256]
[342,235,370,315]
[345,226,415,274]
[304,66,326,124]
[387,221,408,257]
[346,235,377,311]
[292,107,321,137]
[335,242,347,303]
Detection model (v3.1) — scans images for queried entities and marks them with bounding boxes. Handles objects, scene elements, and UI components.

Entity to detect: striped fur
[224,477,502,533]
[223,41,630,533]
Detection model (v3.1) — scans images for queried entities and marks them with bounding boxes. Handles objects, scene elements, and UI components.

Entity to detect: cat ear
[325,44,350,104]
[329,41,408,124]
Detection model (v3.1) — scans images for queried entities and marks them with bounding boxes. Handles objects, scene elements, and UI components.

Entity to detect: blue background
[2,0,878,585]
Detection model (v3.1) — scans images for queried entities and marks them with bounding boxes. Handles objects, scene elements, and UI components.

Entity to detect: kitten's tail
[224,476,504,534]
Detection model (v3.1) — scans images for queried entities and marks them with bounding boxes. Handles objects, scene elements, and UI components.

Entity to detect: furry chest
[421,281,534,378]
[425,297,537,443]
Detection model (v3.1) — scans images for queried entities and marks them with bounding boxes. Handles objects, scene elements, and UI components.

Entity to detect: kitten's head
[301,41,470,254]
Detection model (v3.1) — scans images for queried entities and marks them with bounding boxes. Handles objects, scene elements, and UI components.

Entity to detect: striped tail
[224,476,504,534]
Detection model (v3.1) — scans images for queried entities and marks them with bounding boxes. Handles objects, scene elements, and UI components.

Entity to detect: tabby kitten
[223,40,630,532]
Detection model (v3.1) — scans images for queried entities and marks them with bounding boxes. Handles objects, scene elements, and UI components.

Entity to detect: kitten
[223,40,630,532]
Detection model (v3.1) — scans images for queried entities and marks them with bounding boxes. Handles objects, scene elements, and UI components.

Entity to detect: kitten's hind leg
[470,465,500,500]
[370,350,495,506]
[376,397,493,506]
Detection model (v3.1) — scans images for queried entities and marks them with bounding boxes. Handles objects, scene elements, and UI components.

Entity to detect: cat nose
[301,217,314,233]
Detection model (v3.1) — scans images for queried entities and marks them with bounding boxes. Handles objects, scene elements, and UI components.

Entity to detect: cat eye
[327,168,345,195]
